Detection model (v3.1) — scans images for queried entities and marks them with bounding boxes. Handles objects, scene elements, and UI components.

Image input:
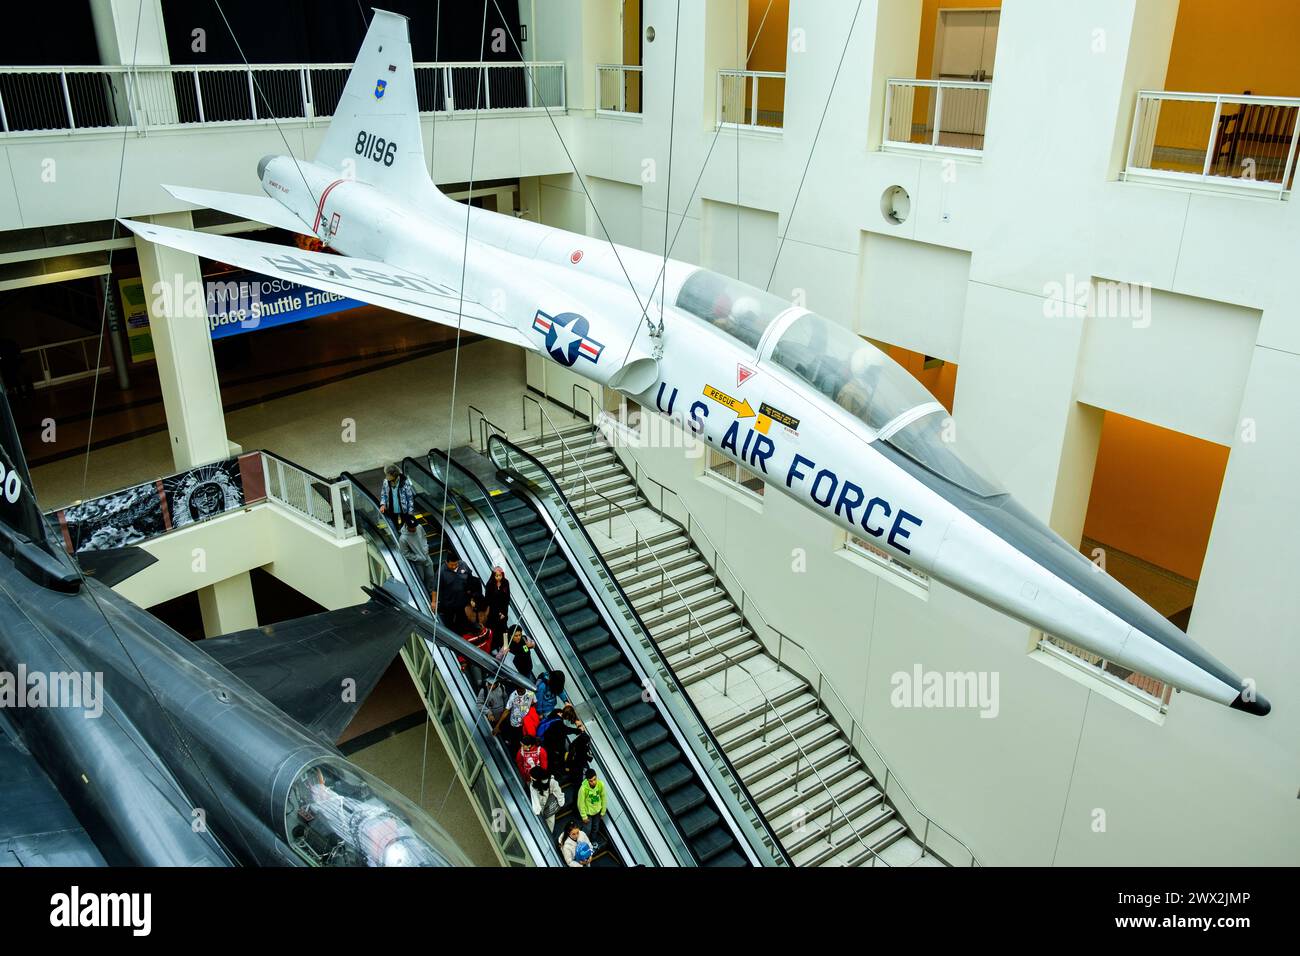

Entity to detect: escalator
[429,446,785,867]
[364,463,634,867]
[340,467,581,866]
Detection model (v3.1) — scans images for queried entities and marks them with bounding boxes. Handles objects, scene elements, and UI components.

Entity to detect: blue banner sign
[205,271,361,339]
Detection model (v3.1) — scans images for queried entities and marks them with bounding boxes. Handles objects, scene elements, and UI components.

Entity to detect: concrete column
[198,572,257,638]
[91,0,176,125]
[133,210,232,471]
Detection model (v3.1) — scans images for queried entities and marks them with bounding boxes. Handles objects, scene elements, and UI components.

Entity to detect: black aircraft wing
[0,722,106,866]
[75,546,158,587]
[199,599,413,743]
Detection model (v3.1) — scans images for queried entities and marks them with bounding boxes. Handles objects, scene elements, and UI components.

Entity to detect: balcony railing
[0,60,567,135]
[717,69,785,131]
[596,63,642,116]
[1123,90,1299,197]
[882,78,991,154]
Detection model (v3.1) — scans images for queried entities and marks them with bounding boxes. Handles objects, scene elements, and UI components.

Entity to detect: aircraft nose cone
[1229,691,1271,716]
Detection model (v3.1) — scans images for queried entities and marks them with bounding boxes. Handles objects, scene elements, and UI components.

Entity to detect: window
[1037,633,1173,715]
[845,534,929,587]
[707,448,764,497]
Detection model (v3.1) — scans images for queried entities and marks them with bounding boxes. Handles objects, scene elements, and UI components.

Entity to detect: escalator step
[607,682,644,711]
[552,591,588,617]
[561,608,601,633]
[615,702,657,732]
[570,625,610,651]
[496,497,529,514]
[534,556,569,580]
[680,804,722,839]
[691,827,737,864]
[666,783,708,816]
[515,527,549,547]
[628,721,669,751]
[592,664,634,692]
[541,574,580,599]
[652,761,693,794]
[523,540,554,563]
[582,643,623,672]
[503,511,536,529]
[700,846,747,868]
[642,741,683,773]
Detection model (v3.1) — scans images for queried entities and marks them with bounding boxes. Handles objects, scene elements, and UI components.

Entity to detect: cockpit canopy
[770,312,1004,498]
[674,267,1003,498]
[284,757,461,867]
[675,268,789,349]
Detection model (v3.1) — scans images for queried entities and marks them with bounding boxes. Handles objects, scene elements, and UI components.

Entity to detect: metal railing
[21,334,111,389]
[718,69,785,130]
[596,64,643,116]
[1123,90,1299,197]
[883,78,991,154]
[514,396,919,866]
[0,60,566,135]
[262,451,355,539]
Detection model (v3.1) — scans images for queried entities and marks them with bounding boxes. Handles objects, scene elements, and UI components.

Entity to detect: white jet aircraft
[120,10,1269,717]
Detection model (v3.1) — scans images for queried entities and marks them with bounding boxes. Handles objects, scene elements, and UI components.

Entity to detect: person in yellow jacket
[577,767,608,849]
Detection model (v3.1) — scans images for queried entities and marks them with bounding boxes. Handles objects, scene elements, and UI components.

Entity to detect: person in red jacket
[515,735,547,781]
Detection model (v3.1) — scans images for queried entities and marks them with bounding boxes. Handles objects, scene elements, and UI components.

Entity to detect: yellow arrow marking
[703,385,755,419]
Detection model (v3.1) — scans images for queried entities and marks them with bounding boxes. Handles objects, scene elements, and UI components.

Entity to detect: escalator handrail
[402,455,667,867]
[483,434,794,867]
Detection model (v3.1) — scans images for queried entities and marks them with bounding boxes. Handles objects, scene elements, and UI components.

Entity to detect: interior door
[932,9,999,148]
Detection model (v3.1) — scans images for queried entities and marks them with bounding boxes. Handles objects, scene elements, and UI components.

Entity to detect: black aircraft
[0,390,469,866]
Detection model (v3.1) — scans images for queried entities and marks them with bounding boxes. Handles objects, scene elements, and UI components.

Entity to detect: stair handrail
[495,402,901,866]
[596,411,983,867]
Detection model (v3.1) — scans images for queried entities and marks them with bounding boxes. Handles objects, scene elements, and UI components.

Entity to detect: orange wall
[1165,0,1300,97]
[914,0,1002,79]
[1082,412,1230,582]
[747,0,789,72]
[887,345,958,412]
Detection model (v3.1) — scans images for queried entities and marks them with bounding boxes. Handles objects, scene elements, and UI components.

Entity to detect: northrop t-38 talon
[122,10,1269,717]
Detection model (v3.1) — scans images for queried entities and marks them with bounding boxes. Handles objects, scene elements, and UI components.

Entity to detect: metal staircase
[507,416,971,867]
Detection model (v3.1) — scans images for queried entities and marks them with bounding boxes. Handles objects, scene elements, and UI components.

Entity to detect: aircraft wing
[118,218,533,351]
[0,724,107,866]
[162,183,314,235]
[74,545,157,588]
[199,598,414,744]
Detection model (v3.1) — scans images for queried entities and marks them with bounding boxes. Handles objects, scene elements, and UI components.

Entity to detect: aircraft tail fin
[314,10,429,198]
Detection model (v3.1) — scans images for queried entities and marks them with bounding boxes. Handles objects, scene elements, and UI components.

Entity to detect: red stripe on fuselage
[313,179,348,233]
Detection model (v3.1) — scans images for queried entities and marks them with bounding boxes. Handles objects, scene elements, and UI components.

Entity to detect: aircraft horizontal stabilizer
[201,598,413,743]
[118,218,533,351]
[162,183,313,235]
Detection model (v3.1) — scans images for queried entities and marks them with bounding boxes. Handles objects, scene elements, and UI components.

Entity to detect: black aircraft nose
[1229,691,1271,716]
